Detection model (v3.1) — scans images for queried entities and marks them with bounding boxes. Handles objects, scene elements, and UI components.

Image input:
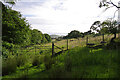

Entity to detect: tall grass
[2,56,17,76]
[44,46,120,78]
[2,34,120,78]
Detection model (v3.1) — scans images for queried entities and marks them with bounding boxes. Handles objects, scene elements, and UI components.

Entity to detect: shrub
[2,56,17,76]
[64,56,72,72]
[16,54,28,67]
[32,55,42,66]
[2,42,14,50]
[44,55,55,70]
[49,63,65,78]
[2,47,9,59]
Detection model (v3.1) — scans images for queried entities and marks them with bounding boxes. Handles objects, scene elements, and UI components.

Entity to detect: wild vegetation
[1,0,120,79]
[2,33,120,79]
[2,2,51,57]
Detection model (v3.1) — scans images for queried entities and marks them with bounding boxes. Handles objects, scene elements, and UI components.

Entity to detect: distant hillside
[50,35,64,39]
[50,35,60,39]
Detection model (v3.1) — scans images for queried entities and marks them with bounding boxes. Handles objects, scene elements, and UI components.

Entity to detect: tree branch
[106,1,120,8]
[113,9,119,19]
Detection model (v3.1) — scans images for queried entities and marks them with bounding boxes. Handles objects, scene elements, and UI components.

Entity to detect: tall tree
[99,0,120,37]
[2,3,31,45]
[44,34,51,42]
[31,29,43,44]
[91,19,118,42]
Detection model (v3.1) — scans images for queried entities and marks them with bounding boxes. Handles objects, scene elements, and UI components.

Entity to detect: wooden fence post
[86,36,88,45]
[52,42,54,56]
[67,39,68,50]
[102,34,104,41]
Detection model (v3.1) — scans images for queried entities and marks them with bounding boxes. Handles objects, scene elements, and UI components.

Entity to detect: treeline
[2,3,51,49]
[63,25,114,39]
[63,30,96,39]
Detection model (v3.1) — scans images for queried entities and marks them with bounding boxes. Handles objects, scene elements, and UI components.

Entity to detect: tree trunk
[110,33,116,43]
[118,24,120,38]
[118,33,120,38]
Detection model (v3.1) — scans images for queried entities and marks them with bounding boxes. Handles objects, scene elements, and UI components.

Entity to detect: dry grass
[25,34,117,54]
[51,34,116,50]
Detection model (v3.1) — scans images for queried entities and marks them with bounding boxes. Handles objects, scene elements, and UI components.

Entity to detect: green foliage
[2,41,14,50]
[64,30,84,39]
[64,56,72,72]
[43,55,55,70]
[2,47,9,59]
[91,20,118,34]
[16,54,28,67]
[41,34,48,43]
[31,29,42,44]
[32,54,42,66]
[2,3,51,49]
[44,34,51,42]
[100,27,109,34]
[2,41,20,57]
[49,62,65,78]
[2,3,31,45]
[2,56,17,76]
[30,30,51,44]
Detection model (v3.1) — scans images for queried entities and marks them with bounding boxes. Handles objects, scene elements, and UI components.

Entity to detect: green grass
[3,46,120,78]
[2,34,120,79]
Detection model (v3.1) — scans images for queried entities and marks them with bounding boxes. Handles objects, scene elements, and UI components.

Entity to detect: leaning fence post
[52,42,54,56]
[67,39,68,50]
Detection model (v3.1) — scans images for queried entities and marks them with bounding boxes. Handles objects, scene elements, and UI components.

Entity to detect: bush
[44,55,55,70]
[49,63,65,78]
[2,42,14,50]
[2,47,9,59]
[16,54,28,67]
[64,56,72,72]
[32,55,42,66]
[2,56,17,76]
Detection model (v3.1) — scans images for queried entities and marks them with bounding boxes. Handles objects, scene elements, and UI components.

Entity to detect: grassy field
[2,34,120,79]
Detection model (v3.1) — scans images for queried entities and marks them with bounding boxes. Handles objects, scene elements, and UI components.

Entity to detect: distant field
[20,34,116,54]
[5,34,116,56]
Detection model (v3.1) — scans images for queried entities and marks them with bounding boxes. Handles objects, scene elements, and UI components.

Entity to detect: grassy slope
[2,34,120,78]
[3,46,120,78]
[32,47,120,78]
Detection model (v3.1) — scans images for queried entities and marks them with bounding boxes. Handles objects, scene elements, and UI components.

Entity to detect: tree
[99,0,120,37]
[64,30,83,39]
[99,0,120,9]
[2,2,51,47]
[90,21,101,33]
[41,34,47,43]
[31,29,43,44]
[103,20,118,42]
[2,3,31,45]
[44,34,51,42]
[90,19,118,42]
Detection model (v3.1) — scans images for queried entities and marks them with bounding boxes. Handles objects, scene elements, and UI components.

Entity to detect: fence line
[8,34,115,56]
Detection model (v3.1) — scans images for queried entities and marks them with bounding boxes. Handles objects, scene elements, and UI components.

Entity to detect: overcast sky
[11,0,119,35]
